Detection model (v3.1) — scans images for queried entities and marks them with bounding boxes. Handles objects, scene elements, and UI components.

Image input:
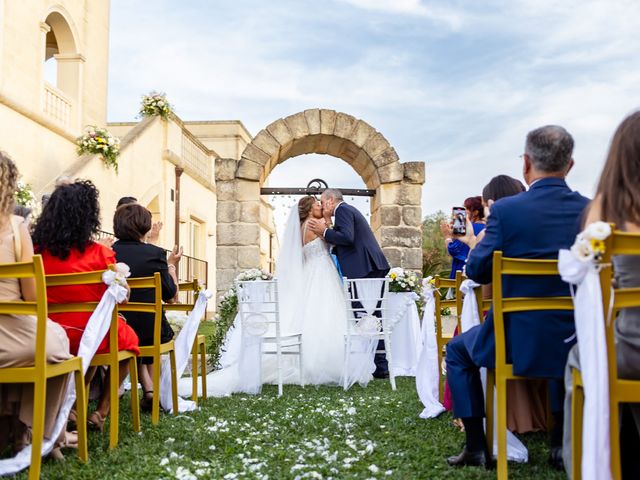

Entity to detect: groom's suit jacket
[465,177,589,378]
[324,202,389,279]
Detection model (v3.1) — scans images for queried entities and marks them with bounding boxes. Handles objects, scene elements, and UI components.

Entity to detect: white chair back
[236,280,279,338]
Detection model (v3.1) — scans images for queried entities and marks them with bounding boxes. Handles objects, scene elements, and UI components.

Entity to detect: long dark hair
[482,175,526,202]
[32,180,101,260]
[596,111,640,227]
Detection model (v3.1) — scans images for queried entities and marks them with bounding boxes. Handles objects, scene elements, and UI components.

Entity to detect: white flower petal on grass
[160,458,170,466]
[368,464,379,474]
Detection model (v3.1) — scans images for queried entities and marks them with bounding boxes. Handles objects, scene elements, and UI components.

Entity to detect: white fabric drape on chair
[160,289,212,413]
[387,292,422,376]
[558,249,611,480]
[459,279,528,463]
[0,267,129,476]
[342,279,382,390]
[416,280,446,418]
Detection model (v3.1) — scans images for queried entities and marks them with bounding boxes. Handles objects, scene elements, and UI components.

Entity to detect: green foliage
[208,292,237,369]
[422,210,452,278]
[20,379,565,479]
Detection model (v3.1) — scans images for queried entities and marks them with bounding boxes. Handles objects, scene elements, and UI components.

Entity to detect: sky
[107,0,640,233]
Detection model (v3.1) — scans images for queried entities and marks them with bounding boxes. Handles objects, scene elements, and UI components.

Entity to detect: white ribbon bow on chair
[416,279,446,419]
[558,249,611,480]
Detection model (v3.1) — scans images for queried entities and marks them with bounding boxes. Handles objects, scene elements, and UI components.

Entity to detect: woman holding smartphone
[441,196,486,279]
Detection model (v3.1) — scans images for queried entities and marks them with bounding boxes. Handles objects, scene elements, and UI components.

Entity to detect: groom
[308,188,391,378]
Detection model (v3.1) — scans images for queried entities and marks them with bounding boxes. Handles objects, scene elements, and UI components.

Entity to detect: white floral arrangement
[570,221,612,263]
[76,125,120,172]
[14,179,36,208]
[386,267,421,294]
[139,91,173,120]
[235,268,273,283]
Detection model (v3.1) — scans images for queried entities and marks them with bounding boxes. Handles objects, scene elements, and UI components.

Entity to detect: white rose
[584,221,611,241]
[570,236,594,263]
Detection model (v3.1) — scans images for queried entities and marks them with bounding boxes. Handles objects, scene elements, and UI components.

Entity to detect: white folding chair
[236,279,303,396]
[342,277,395,390]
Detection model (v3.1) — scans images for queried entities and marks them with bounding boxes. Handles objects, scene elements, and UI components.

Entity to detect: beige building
[0,0,279,300]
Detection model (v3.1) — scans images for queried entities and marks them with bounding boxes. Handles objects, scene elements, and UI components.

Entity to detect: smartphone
[451,207,466,235]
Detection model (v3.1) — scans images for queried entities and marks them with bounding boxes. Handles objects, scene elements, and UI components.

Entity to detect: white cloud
[337,0,465,29]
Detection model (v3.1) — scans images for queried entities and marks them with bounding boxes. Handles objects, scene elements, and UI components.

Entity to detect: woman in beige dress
[0,152,72,455]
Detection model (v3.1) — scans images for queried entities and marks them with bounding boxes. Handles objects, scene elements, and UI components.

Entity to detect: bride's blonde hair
[298,196,316,224]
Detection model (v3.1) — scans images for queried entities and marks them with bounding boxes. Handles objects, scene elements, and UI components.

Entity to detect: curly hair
[0,151,19,225]
[298,196,316,224]
[32,180,101,260]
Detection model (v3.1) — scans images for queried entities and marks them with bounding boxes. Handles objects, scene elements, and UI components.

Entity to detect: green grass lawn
[20,377,566,479]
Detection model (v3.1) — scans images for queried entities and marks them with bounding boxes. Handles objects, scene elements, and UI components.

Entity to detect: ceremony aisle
[20,378,565,479]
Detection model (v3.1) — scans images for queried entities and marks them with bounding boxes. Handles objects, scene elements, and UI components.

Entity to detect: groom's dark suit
[324,202,390,375]
[324,202,390,279]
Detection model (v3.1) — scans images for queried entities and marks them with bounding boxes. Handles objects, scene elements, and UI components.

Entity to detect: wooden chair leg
[151,355,161,425]
[169,349,179,416]
[108,361,119,449]
[610,400,622,480]
[200,341,207,400]
[496,376,508,479]
[191,342,198,404]
[437,338,444,402]
[129,357,141,432]
[571,372,584,480]
[485,369,495,458]
[74,369,89,462]
[28,379,46,480]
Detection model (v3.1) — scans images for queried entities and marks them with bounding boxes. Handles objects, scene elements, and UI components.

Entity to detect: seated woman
[32,180,139,431]
[0,152,73,456]
[564,111,640,478]
[111,203,180,410]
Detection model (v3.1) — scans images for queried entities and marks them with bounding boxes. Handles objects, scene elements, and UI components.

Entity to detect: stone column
[215,158,262,298]
[374,162,425,273]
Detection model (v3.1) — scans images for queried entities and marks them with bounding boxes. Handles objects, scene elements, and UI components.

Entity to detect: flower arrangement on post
[139,91,173,120]
[570,221,611,263]
[14,180,36,208]
[76,125,120,172]
[209,268,273,369]
[387,267,422,295]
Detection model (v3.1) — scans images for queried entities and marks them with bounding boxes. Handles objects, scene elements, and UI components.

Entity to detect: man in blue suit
[445,126,589,469]
[308,188,391,377]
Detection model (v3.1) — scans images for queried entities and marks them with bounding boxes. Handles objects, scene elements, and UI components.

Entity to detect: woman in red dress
[32,180,139,431]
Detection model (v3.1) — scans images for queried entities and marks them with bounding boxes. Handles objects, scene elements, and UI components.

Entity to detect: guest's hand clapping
[147,221,163,245]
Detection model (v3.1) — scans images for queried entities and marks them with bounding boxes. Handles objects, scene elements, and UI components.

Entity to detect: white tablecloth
[387,292,422,377]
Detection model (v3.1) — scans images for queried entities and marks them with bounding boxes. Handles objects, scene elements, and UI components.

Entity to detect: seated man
[445,125,589,469]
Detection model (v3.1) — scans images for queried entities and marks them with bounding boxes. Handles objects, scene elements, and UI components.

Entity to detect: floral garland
[76,125,120,172]
[139,91,173,120]
[208,268,273,369]
[14,180,36,208]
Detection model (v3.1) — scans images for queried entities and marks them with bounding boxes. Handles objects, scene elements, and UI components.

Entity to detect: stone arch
[215,109,425,296]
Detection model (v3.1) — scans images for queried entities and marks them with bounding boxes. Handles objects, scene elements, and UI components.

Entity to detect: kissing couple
[268,188,391,387]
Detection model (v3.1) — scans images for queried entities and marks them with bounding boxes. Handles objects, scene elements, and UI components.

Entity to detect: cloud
[107,0,640,221]
[336,0,466,29]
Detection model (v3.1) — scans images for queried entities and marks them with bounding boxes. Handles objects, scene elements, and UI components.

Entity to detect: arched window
[41,10,83,129]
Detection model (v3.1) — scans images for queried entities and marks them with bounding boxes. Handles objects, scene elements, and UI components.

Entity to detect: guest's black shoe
[446,447,490,468]
[548,446,564,471]
[372,370,389,379]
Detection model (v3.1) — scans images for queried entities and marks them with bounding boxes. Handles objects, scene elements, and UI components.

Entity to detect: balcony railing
[43,83,72,128]
[97,231,208,288]
[181,129,212,185]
